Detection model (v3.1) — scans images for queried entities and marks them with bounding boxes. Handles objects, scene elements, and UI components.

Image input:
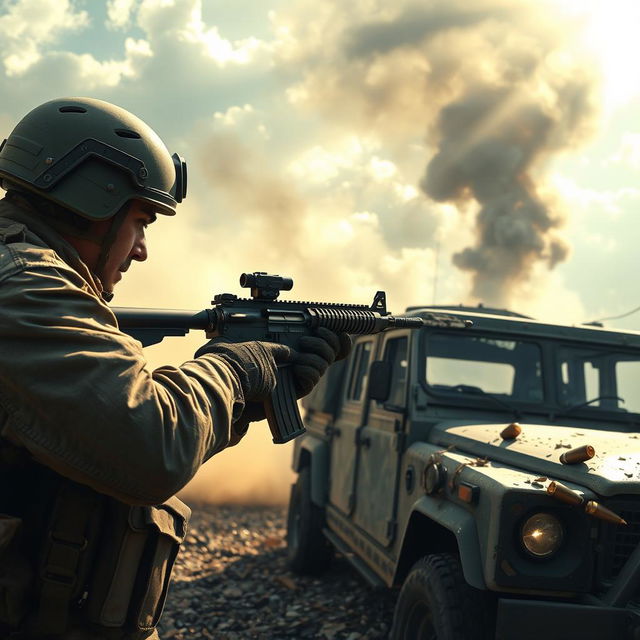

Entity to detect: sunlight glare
[550,0,640,109]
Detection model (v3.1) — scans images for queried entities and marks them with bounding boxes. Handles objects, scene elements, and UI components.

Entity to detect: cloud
[0,0,594,314]
[0,0,88,75]
[552,173,640,219]
[513,268,587,325]
[545,172,640,327]
[185,101,449,313]
[106,0,139,30]
[136,0,267,67]
[0,37,153,100]
[606,132,640,170]
[271,0,599,306]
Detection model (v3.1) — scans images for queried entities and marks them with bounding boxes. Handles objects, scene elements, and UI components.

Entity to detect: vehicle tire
[286,466,333,574]
[390,553,493,640]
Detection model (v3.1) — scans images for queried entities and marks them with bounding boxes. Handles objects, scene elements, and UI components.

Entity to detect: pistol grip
[264,367,307,444]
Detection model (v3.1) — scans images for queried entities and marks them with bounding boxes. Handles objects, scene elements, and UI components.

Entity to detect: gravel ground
[158,504,397,640]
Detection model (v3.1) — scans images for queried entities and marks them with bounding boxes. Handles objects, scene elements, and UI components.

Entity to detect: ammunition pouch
[0,463,190,639]
[31,480,105,636]
[83,497,190,636]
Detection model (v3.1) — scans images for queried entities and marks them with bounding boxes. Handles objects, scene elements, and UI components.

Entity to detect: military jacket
[0,196,249,638]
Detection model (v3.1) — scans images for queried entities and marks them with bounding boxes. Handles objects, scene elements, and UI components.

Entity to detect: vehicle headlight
[521,512,564,558]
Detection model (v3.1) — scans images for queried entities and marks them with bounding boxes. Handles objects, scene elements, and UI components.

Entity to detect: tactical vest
[0,221,191,639]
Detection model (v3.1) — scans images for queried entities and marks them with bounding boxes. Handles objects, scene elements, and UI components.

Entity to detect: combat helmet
[0,97,187,221]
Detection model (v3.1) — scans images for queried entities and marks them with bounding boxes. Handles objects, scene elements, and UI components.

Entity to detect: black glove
[239,328,352,426]
[291,327,352,397]
[194,340,292,401]
[196,329,352,426]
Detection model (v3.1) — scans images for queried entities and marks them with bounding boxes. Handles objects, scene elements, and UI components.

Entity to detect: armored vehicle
[286,305,640,639]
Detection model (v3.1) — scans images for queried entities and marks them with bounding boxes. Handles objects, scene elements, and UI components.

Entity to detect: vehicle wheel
[286,466,333,574]
[390,553,493,640]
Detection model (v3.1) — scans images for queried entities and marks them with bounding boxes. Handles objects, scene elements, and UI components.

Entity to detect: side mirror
[368,361,391,403]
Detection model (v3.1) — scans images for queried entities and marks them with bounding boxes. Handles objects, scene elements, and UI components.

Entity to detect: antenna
[432,240,440,305]
[588,304,640,324]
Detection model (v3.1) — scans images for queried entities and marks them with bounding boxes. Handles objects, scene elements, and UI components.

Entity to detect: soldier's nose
[133,238,148,262]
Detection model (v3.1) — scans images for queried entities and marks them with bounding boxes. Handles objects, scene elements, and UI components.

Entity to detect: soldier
[0,97,350,639]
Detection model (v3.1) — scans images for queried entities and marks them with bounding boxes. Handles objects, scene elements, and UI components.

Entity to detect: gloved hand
[291,327,352,397]
[194,340,292,401]
[196,329,352,426]
[241,328,352,425]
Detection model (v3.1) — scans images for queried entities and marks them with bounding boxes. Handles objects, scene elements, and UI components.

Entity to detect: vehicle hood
[431,422,640,496]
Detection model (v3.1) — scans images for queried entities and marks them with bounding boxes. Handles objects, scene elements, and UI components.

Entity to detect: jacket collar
[0,195,105,298]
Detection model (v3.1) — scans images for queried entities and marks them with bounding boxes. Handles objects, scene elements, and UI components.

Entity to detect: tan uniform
[0,196,250,638]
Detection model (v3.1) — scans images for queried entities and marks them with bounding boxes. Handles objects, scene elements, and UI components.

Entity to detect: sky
[1,0,639,503]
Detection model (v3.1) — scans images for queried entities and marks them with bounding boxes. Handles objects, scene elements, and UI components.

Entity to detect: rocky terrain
[158,504,396,640]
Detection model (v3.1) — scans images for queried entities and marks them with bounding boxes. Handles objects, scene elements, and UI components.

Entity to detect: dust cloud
[193,125,445,310]
[178,427,295,506]
[197,133,307,266]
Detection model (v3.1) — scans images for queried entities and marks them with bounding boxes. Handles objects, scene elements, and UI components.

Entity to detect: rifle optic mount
[240,271,293,301]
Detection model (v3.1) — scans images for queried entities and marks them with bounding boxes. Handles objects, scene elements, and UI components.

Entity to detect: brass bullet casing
[584,501,627,526]
[547,481,584,506]
[560,445,595,465]
[500,423,522,440]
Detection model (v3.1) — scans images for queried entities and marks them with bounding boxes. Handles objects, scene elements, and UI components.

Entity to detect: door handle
[356,430,371,448]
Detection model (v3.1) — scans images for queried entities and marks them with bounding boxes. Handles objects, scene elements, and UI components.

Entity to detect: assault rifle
[114,272,469,444]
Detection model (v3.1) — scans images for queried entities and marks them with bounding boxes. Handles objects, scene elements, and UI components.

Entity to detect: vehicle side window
[559,357,599,406]
[425,334,543,402]
[380,337,408,408]
[558,346,639,412]
[616,361,640,413]
[347,341,373,402]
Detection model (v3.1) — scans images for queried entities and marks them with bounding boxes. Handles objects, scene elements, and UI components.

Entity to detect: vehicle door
[353,332,409,546]
[328,337,375,515]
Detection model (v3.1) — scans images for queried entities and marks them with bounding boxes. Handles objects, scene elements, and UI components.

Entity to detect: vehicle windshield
[424,334,544,404]
[422,332,640,417]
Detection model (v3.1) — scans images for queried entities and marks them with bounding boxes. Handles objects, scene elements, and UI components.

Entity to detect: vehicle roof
[405,304,533,319]
[404,304,640,348]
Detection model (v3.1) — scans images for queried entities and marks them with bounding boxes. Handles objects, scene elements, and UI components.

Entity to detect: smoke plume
[422,88,571,303]
[277,0,598,306]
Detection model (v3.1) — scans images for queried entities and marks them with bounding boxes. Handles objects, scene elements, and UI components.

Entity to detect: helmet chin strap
[5,187,108,243]
[6,187,132,302]
[94,205,130,302]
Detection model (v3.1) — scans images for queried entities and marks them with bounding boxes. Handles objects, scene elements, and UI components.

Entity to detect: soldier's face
[102,201,154,291]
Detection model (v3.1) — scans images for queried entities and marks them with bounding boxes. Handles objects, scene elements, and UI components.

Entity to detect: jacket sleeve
[0,254,247,505]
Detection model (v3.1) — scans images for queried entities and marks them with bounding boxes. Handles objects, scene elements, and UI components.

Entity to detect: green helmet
[0,97,187,220]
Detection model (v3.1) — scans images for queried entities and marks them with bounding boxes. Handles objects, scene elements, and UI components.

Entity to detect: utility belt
[0,475,191,639]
